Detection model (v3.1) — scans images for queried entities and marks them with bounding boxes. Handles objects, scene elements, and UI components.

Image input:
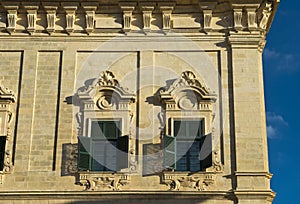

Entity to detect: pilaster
[228,33,274,202]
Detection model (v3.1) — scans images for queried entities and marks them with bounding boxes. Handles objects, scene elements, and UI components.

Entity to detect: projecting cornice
[0,0,279,36]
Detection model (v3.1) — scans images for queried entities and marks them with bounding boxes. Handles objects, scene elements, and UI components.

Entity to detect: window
[0,136,6,171]
[78,120,129,172]
[164,119,212,172]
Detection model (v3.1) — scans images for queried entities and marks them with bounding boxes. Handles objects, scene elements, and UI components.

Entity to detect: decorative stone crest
[162,172,215,191]
[77,70,135,111]
[78,173,131,191]
[159,71,216,111]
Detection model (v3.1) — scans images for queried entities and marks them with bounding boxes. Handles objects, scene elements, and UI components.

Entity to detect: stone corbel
[140,3,155,33]
[23,6,39,35]
[203,10,212,33]
[233,8,243,31]
[245,5,259,31]
[199,1,217,33]
[78,172,131,191]
[43,4,58,35]
[162,172,215,191]
[62,4,78,34]
[158,3,175,32]
[259,2,272,30]
[82,3,98,35]
[119,2,136,33]
[3,5,19,34]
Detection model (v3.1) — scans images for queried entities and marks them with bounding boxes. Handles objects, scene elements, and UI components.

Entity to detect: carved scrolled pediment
[78,70,136,111]
[0,85,16,103]
[159,71,216,111]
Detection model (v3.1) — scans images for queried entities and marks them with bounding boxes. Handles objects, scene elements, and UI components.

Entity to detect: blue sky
[263,1,300,203]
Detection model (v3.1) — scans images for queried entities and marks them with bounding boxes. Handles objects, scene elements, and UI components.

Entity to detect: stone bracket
[158,2,175,32]
[24,5,39,34]
[199,1,217,33]
[78,172,131,191]
[3,5,19,34]
[140,3,155,33]
[82,3,98,34]
[119,2,136,33]
[162,172,215,191]
[43,3,59,35]
[62,4,78,34]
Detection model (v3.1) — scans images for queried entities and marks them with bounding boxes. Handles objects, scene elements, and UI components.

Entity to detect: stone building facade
[0,0,279,203]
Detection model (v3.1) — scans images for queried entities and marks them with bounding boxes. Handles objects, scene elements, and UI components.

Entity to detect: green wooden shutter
[91,121,105,139]
[200,133,212,170]
[117,135,129,170]
[78,136,92,171]
[164,135,176,170]
[0,137,6,171]
[105,121,120,139]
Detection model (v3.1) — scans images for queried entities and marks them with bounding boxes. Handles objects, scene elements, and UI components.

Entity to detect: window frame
[173,118,204,172]
[78,118,129,172]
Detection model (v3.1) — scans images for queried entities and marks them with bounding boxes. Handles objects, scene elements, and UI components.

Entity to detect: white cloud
[264,48,280,58]
[266,112,288,139]
[263,48,299,72]
[267,125,277,139]
[267,112,288,126]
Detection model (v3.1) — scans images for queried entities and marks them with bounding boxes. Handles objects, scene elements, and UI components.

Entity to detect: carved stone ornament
[259,2,272,30]
[0,84,16,181]
[120,3,136,32]
[43,4,58,35]
[159,71,216,111]
[233,9,243,31]
[3,5,19,34]
[78,172,131,191]
[162,172,215,191]
[63,5,78,34]
[247,9,257,31]
[24,6,38,34]
[159,3,175,31]
[77,70,136,111]
[82,4,97,34]
[140,3,155,33]
[0,84,16,137]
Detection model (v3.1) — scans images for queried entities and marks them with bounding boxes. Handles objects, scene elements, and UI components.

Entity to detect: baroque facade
[0,0,278,203]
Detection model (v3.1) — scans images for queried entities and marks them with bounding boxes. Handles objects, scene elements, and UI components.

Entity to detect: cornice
[0,0,279,37]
